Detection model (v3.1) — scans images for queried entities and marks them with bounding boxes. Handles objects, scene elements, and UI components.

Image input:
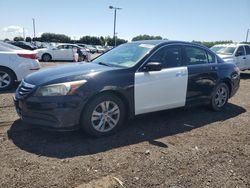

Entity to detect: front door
[235,46,246,70]
[134,45,188,115]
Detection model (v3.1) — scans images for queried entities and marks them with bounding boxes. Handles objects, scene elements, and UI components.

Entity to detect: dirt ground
[0,65,249,188]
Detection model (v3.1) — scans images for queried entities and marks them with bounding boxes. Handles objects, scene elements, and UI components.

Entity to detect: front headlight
[35,80,87,96]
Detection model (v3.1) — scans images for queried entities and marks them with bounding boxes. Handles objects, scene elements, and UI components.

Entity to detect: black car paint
[14,41,240,130]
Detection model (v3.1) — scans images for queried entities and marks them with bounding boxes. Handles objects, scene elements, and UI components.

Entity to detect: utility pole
[23,27,25,39]
[246,29,249,42]
[32,18,36,38]
[109,6,122,47]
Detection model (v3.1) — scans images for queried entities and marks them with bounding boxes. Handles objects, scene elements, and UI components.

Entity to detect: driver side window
[57,45,63,49]
[236,46,245,56]
[148,45,182,68]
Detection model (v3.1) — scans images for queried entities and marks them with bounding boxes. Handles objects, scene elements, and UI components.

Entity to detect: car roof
[130,40,208,48]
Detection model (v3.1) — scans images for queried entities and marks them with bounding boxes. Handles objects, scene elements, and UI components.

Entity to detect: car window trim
[182,44,218,66]
[137,43,186,72]
[236,46,246,56]
[244,45,250,55]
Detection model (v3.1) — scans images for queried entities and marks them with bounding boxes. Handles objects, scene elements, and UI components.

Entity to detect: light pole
[32,18,36,38]
[246,29,249,42]
[109,6,122,47]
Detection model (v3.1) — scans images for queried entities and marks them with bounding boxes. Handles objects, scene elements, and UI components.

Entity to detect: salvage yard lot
[0,63,250,188]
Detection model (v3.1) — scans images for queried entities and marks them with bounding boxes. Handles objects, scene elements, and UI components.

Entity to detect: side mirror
[141,62,162,72]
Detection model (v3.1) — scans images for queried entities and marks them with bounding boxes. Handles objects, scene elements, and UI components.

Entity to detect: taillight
[18,53,38,59]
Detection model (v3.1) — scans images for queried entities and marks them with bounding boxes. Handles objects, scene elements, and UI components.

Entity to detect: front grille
[18,80,35,97]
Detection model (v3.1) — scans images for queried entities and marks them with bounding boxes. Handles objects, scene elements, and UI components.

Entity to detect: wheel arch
[221,78,232,97]
[41,53,52,61]
[0,65,17,81]
[79,89,132,124]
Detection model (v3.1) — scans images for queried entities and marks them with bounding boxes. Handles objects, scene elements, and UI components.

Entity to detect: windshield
[210,46,224,53]
[92,43,155,68]
[218,47,236,55]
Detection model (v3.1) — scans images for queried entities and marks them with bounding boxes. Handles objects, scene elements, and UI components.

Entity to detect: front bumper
[13,94,86,130]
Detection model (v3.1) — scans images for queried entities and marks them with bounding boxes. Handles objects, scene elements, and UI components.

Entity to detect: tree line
[4,33,250,47]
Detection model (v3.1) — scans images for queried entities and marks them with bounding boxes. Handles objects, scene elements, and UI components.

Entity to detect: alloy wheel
[91,101,120,132]
[0,71,11,89]
[214,86,228,108]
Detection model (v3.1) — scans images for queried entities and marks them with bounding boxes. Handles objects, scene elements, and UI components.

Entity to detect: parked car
[0,42,40,91]
[94,45,106,53]
[77,44,97,54]
[35,44,90,62]
[9,41,38,50]
[214,43,250,70]
[14,40,240,136]
[210,44,227,53]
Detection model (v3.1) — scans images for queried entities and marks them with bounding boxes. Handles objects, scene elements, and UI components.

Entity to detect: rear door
[243,45,250,69]
[183,45,219,105]
[135,45,188,115]
[53,45,74,60]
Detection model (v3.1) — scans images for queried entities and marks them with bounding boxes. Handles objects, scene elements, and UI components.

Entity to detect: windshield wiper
[98,62,111,67]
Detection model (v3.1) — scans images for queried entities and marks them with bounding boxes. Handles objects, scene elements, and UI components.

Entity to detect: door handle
[211,66,218,70]
[242,57,246,59]
[176,72,182,77]
[176,71,187,77]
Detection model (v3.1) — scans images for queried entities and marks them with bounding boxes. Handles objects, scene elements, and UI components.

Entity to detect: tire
[80,93,125,137]
[0,67,16,91]
[42,53,52,62]
[210,83,229,111]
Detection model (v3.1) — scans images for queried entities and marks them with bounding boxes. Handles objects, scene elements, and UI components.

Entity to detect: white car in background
[214,43,250,70]
[210,44,227,53]
[36,44,90,62]
[0,42,40,91]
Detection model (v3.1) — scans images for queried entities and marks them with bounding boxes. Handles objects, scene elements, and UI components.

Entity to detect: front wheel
[210,83,229,111]
[80,93,125,137]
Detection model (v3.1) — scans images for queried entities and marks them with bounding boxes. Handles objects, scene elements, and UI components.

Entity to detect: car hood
[217,54,234,59]
[24,62,118,86]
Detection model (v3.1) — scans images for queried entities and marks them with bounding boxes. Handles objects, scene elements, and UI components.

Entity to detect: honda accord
[14,40,240,136]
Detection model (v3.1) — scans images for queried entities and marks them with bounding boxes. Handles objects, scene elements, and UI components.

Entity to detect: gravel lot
[0,63,249,188]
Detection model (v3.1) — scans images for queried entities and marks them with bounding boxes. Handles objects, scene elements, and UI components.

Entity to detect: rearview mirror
[141,62,162,72]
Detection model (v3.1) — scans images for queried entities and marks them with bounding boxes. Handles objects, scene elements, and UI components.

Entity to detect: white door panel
[53,49,73,60]
[245,55,250,69]
[135,67,188,115]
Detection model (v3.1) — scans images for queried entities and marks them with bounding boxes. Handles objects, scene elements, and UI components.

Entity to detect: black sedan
[14,40,240,137]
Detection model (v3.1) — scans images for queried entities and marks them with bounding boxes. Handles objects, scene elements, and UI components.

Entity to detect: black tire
[210,83,229,111]
[81,93,125,137]
[42,53,52,62]
[0,67,16,91]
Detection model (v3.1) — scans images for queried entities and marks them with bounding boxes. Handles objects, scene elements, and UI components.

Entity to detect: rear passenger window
[148,45,182,68]
[244,46,250,55]
[207,52,216,63]
[185,46,208,65]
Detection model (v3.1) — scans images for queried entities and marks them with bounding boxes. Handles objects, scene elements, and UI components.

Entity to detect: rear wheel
[42,53,52,62]
[210,83,229,111]
[0,67,16,91]
[81,93,125,137]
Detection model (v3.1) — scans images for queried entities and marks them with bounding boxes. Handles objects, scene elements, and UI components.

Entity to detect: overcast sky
[0,0,250,42]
